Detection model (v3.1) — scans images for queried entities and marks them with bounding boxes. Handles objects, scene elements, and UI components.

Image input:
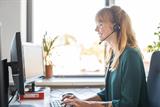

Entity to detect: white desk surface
[11,87,101,107]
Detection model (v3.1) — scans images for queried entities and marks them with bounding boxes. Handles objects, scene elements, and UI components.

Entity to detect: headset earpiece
[113,24,120,32]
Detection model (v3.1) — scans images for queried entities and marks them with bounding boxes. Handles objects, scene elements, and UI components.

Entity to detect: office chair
[147,51,160,107]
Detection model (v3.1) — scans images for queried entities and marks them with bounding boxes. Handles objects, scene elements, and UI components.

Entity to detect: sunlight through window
[33,0,105,76]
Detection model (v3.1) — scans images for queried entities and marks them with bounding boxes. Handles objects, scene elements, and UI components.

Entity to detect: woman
[62,5,149,107]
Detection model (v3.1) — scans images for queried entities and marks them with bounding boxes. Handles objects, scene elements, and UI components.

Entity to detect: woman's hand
[61,93,112,107]
[62,98,91,107]
[61,93,90,107]
[61,93,77,101]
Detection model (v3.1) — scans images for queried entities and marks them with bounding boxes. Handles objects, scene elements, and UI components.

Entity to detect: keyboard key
[50,100,62,107]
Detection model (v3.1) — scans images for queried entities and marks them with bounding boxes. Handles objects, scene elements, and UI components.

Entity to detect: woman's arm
[82,94,112,107]
[63,98,112,107]
[85,95,102,101]
[88,101,112,107]
[62,93,113,107]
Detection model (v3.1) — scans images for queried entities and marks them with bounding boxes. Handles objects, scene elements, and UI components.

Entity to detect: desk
[10,87,101,107]
[10,88,51,107]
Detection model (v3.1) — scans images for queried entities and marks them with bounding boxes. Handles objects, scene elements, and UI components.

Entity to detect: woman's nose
[95,26,98,32]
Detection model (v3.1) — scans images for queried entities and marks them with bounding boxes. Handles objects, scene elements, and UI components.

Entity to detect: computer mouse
[62,93,74,97]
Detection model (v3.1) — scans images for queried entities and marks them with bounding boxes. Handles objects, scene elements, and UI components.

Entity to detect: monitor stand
[9,104,35,107]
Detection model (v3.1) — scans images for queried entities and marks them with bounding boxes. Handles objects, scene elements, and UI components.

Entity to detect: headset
[113,24,120,32]
[99,23,120,44]
[99,7,121,45]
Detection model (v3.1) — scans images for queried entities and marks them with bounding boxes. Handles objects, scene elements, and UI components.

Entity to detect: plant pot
[45,65,53,79]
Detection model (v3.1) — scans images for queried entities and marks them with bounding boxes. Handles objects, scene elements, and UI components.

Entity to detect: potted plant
[147,23,160,52]
[144,23,160,71]
[43,32,59,78]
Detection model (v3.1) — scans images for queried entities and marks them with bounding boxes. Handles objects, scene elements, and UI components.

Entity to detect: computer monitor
[9,33,45,94]
[10,32,26,95]
[0,32,39,107]
[0,59,9,107]
[8,32,36,107]
[22,42,44,83]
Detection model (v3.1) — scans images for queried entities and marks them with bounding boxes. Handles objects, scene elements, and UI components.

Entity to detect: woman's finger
[62,98,76,107]
[62,94,77,101]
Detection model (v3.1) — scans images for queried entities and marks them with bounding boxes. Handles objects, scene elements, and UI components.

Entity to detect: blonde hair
[96,5,138,69]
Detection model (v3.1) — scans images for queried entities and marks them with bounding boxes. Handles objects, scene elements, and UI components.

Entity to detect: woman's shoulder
[121,47,142,59]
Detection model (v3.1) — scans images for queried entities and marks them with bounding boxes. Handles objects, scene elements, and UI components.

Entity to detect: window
[115,0,160,74]
[33,0,106,76]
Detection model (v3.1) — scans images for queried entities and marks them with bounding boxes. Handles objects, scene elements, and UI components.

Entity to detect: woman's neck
[107,34,117,53]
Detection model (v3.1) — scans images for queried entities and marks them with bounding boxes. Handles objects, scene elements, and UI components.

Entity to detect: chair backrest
[147,51,160,107]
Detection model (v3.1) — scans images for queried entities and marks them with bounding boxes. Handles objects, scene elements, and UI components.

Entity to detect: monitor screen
[10,32,26,95]
[22,42,44,83]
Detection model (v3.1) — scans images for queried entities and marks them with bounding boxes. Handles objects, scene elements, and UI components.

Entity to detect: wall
[0,0,27,82]
[0,0,26,60]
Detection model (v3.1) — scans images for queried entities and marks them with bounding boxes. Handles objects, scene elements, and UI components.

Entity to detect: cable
[8,89,18,104]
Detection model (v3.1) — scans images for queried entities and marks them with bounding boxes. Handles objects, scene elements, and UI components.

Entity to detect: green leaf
[42,32,59,65]
[147,23,160,52]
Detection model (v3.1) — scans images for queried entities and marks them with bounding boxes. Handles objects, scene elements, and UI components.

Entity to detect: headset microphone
[99,31,114,45]
[99,24,120,45]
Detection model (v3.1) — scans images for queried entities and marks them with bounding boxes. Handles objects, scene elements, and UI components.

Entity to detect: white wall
[0,0,27,82]
[0,0,26,60]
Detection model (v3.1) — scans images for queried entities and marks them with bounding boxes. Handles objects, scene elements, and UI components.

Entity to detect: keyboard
[50,100,63,107]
